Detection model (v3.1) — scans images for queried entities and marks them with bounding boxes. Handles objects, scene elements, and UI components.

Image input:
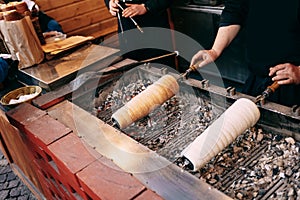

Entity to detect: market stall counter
[17,43,120,91]
[0,45,232,199]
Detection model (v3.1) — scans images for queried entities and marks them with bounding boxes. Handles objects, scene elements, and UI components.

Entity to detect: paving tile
[0,150,37,200]
[0,190,9,199]
[77,159,146,200]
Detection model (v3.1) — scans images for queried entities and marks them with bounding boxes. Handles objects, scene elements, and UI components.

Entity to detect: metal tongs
[116,2,144,33]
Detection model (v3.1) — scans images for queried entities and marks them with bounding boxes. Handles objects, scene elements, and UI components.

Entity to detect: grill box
[192,0,223,6]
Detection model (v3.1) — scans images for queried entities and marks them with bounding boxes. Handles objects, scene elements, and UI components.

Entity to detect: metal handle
[116,2,144,33]
[255,81,280,104]
[267,81,280,93]
[180,60,203,79]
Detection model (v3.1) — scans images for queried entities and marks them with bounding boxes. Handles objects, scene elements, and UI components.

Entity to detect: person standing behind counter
[104,0,174,66]
[190,0,300,107]
[24,0,63,33]
[4,0,63,33]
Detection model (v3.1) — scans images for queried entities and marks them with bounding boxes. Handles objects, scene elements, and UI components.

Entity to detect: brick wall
[5,103,162,200]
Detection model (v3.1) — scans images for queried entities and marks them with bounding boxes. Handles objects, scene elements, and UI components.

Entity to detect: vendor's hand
[190,49,218,69]
[269,63,300,85]
[122,4,147,18]
[109,0,119,16]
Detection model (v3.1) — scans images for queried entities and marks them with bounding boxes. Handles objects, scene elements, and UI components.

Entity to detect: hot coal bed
[72,65,300,200]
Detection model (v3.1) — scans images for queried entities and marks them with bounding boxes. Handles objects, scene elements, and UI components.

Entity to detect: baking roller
[111,74,179,129]
[181,98,261,171]
[179,81,278,171]
[180,77,281,171]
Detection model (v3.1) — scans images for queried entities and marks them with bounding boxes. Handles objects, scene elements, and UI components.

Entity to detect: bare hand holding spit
[108,0,119,16]
[108,0,147,17]
[269,63,300,85]
[190,49,219,69]
[122,3,147,18]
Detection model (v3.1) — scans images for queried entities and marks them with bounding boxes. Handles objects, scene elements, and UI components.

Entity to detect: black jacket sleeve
[143,0,172,14]
[220,0,248,27]
[104,0,110,9]
[104,0,172,15]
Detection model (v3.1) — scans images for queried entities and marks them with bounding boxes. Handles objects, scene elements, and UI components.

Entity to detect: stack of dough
[181,98,260,171]
[112,75,179,129]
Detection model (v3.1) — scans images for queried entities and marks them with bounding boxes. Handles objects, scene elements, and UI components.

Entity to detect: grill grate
[73,72,300,200]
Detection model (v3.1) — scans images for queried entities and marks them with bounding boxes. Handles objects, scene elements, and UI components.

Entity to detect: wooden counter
[18,44,119,90]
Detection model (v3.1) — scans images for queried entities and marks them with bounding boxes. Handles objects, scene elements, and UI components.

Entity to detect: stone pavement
[0,150,37,200]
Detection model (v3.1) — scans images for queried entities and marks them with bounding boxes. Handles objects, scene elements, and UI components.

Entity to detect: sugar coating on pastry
[181,98,260,171]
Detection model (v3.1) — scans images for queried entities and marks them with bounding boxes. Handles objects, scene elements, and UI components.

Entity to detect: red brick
[36,169,53,199]
[35,166,68,200]
[29,141,50,164]
[35,157,88,200]
[77,159,146,200]
[81,139,103,160]
[34,154,61,178]
[32,137,90,199]
[24,115,71,149]
[47,178,65,199]
[62,180,88,200]
[134,190,163,200]
[6,103,46,130]
[48,133,97,187]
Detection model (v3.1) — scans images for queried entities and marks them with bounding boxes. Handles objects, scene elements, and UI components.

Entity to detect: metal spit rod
[178,59,205,80]
[116,2,144,33]
[255,81,280,104]
[179,63,199,79]
[181,61,281,104]
[117,12,124,34]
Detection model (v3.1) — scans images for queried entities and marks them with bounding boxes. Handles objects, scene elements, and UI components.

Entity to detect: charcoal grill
[71,63,300,200]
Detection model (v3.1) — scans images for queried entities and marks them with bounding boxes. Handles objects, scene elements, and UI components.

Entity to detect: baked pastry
[112,75,179,129]
[181,98,260,171]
